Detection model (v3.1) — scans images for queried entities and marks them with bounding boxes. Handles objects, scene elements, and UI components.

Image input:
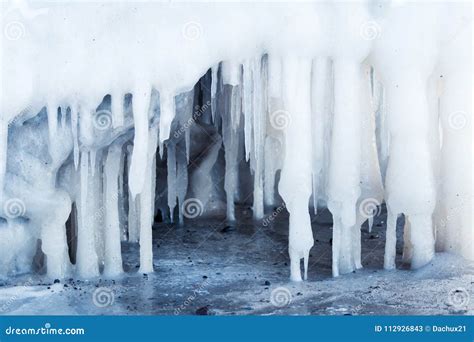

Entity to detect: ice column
[310,57,332,214]
[327,60,362,277]
[279,56,314,281]
[222,61,242,221]
[383,72,436,270]
[76,151,100,278]
[104,143,124,276]
[138,124,158,274]
[129,88,151,198]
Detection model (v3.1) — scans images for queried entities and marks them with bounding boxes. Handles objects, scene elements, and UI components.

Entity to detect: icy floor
[0,207,472,315]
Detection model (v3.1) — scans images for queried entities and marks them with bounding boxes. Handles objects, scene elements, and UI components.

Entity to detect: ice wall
[0,0,472,280]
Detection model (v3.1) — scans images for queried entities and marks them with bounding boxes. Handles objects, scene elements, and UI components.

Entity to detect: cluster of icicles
[0,1,472,282]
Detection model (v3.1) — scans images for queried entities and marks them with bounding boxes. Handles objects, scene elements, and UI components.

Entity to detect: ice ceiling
[0,0,472,282]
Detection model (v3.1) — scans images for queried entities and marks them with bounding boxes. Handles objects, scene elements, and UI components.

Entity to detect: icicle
[139,123,158,274]
[383,207,397,270]
[435,23,473,261]
[368,216,374,233]
[167,142,177,222]
[111,92,124,128]
[222,75,241,221]
[383,70,436,270]
[354,64,384,269]
[159,90,175,154]
[47,102,59,162]
[264,56,284,208]
[279,56,314,281]
[310,57,331,214]
[76,151,99,278]
[242,59,253,162]
[90,150,105,267]
[129,88,151,198]
[221,61,240,86]
[176,140,188,225]
[103,143,124,276]
[127,145,140,243]
[327,60,362,277]
[251,56,265,220]
[89,149,97,176]
[71,106,80,170]
[211,64,219,123]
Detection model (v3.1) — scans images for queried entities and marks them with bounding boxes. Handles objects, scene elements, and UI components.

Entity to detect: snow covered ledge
[0,1,472,280]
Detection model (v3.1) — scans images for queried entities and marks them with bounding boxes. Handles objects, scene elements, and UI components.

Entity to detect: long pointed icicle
[252,56,265,220]
[310,57,331,214]
[76,151,99,278]
[242,59,253,162]
[139,123,158,274]
[279,56,314,281]
[159,90,175,155]
[327,60,362,277]
[104,143,124,277]
[127,145,140,243]
[129,88,151,198]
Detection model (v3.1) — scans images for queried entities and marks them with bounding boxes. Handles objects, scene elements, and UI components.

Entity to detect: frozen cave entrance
[0,63,463,285]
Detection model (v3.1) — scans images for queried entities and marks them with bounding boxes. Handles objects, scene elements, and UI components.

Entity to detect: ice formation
[0,1,472,281]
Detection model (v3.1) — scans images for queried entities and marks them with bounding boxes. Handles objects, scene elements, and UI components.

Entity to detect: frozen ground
[0,207,472,316]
